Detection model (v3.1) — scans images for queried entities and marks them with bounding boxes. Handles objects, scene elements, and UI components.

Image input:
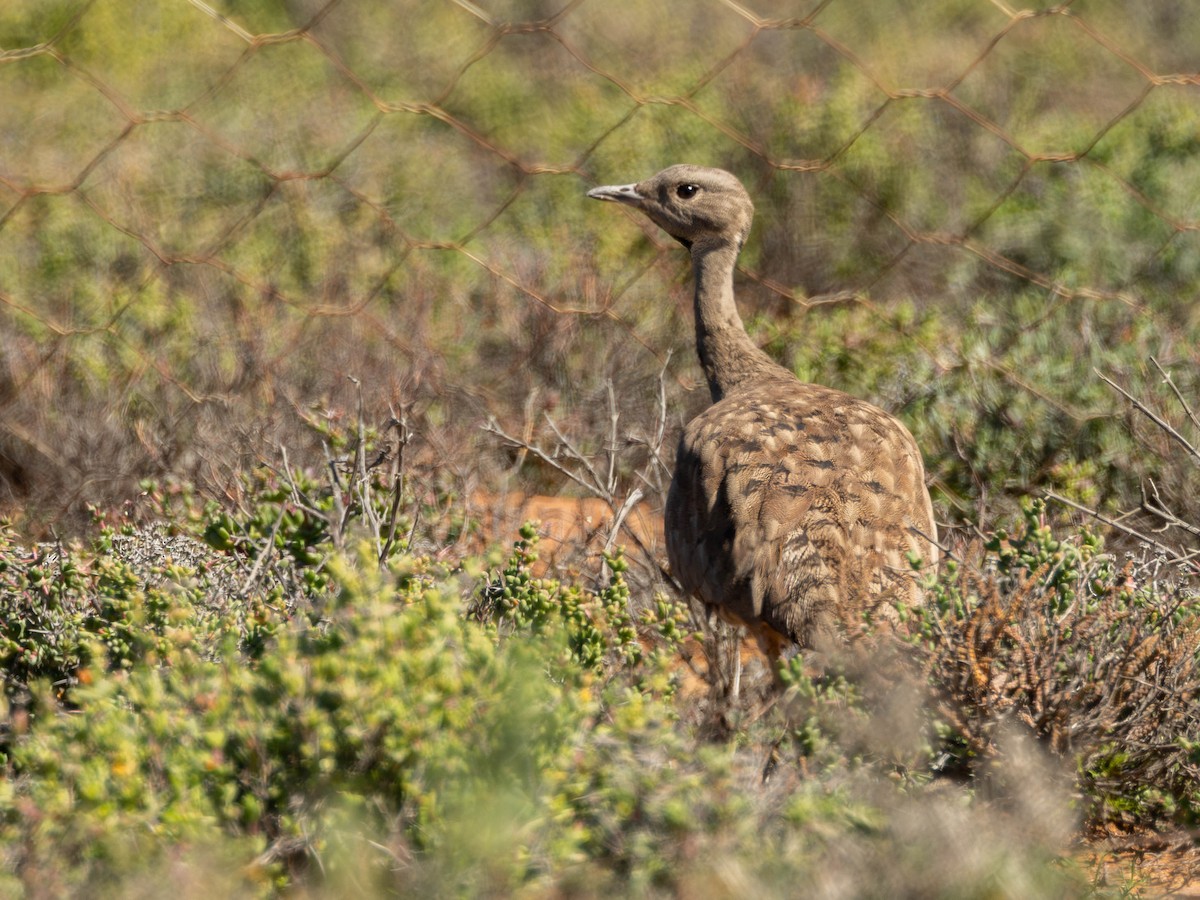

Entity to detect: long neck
[691,239,788,402]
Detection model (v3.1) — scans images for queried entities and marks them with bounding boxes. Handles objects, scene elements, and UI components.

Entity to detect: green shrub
[1,544,583,893]
[0,494,1139,897]
[0,519,258,710]
[479,523,686,689]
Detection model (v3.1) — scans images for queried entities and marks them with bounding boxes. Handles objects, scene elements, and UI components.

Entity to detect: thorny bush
[914,499,1200,828]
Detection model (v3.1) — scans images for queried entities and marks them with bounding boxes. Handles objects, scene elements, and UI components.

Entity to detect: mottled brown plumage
[588,165,938,658]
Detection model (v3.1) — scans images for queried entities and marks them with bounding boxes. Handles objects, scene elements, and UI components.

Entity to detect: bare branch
[1097,369,1200,466]
[1045,490,1200,568]
[605,381,620,496]
[543,413,608,499]
[1151,356,1200,434]
[603,486,645,554]
[482,417,598,496]
[1141,480,1200,540]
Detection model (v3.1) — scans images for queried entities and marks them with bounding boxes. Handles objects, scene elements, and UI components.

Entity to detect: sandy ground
[1086,830,1200,897]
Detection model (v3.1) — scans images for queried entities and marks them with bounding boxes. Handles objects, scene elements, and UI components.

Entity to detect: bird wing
[666,381,937,648]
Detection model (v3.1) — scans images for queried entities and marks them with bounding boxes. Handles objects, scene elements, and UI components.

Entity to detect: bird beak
[586,182,642,205]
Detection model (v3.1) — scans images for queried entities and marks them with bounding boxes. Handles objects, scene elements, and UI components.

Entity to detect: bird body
[668,379,936,655]
[587,165,937,658]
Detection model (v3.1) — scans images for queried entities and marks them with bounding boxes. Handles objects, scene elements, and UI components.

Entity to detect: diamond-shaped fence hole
[826,97,1029,237]
[1124,229,1200,300]
[809,0,1011,92]
[576,182,680,293]
[584,102,755,182]
[950,13,1150,160]
[748,168,838,300]
[191,39,378,175]
[463,0,571,24]
[0,192,157,329]
[1077,1,1200,77]
[1088,86,1200,227]
[215,177,411,307]
[765,169,927,303]
[309,0,491,106]
[690,26,887,166]
[858,238,983,307]
[972,159,1180,293]
[438,30,631,169]
[557,0,755,99]
[337,110,523,245]
[0,0,89,50]
[0,53,130,189]
[78,121,274,260]
[57,0,246,112]
[464,172,616,301]
[133,273,288,394]
[206,0,310,36]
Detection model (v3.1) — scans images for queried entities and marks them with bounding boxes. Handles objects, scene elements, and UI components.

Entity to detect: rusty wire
[0,0,1198,522]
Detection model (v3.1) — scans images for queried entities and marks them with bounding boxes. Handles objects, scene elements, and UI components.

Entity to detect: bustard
[587,165,938,660]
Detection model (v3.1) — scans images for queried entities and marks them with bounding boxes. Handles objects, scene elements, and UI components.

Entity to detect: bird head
[587,164,754,253]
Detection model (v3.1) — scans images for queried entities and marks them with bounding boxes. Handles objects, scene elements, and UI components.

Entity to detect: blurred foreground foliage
[0,467,1196,897]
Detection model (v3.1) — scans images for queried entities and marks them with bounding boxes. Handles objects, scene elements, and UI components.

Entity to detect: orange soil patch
[1085,831,1200,897]
[467,489,664,573]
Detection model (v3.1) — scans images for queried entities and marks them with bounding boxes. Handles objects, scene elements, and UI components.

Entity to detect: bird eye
[676,184,699,199]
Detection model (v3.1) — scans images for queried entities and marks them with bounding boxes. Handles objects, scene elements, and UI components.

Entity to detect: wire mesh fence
[1,0,1199,539]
